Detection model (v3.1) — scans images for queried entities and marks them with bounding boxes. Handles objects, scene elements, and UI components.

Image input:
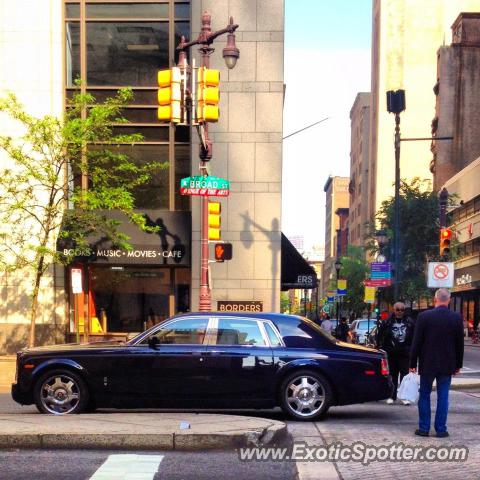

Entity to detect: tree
[365,178,455,306]
[0,89,166,347]
[338,245,369,317]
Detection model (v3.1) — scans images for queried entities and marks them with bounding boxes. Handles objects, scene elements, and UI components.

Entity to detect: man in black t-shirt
[377,302,415,404]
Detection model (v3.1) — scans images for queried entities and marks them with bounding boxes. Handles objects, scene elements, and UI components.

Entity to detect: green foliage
[0,89,167,346]
[365,178,456,305]
[338,245,369,316]
[280,292,290,313]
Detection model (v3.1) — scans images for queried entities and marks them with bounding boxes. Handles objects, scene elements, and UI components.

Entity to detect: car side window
[216,319,266,346]
[264,322,282,347]
[143,318,208,345]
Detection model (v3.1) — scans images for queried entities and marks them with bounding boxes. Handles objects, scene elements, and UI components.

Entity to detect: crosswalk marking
[460,367,480,374]
[89,454,164,480]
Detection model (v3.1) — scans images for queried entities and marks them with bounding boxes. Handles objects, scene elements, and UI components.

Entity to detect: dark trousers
[387,351,409,400]
[418,374,452,433]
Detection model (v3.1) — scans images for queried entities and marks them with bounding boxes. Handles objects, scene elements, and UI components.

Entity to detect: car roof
[173,311,303,322]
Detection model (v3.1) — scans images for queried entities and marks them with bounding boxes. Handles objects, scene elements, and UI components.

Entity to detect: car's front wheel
[33,370,89,415]
[280,370,332,421]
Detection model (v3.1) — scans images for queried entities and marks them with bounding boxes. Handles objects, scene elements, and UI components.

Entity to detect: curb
[0,423,288,451]
[450,382,480,391]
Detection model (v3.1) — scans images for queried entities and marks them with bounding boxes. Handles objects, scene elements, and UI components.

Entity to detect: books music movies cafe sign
[57,210,191,267]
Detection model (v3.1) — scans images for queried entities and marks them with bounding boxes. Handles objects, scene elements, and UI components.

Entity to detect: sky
[282,0,373,252]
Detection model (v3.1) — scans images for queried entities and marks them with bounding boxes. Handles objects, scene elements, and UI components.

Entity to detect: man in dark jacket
[409,288,464,438]
[376,302,415,404]
[335,317,349,342]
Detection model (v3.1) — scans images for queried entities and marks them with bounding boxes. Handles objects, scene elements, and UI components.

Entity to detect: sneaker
[415,429,429,437]
[402,400,411,405]
[386,398,394,404]
[436,431,449,438]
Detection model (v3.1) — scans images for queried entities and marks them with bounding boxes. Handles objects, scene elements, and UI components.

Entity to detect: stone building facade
[348,92,371,249]
[432,13,480,189]
[369,0,480,218]
[0,0,284,353]
[322,176,349,295]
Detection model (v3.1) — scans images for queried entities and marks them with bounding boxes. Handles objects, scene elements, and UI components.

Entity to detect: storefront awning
[281,233,318,290]
[57,210,191,267]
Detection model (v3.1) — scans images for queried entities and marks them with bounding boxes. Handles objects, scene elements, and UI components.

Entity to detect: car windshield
[357,321,371,330]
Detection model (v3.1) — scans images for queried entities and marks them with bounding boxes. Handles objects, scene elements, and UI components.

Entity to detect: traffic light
[214,243,232,262]
[197,67,220,122]
[208,201,221,241]
[157,67,182,123]
[440,228,452,258]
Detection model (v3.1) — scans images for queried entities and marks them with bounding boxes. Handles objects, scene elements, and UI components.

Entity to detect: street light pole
[393,112,401,301]
[334,259,342,322]
[177,13,239,312]
[386,90,406,301]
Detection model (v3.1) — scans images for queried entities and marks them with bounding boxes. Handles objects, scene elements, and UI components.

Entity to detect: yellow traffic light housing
[197,67,220,123]
[439,228,452,258]
[208,201,221,241]
[157,67,182,123]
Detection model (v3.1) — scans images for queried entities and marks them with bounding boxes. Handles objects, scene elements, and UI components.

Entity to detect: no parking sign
[427,262,454,288]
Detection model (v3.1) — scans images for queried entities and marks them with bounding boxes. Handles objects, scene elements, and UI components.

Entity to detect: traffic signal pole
[174,12,239,312]
[199,43,214,312]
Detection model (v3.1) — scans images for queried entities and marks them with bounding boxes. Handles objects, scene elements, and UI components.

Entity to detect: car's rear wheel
[34,370,89,415]
[280,370,332,421]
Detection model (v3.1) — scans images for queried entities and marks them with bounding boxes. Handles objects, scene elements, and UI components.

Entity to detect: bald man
[410,289,464,438]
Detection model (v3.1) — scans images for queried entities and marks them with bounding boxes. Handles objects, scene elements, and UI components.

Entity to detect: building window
[64,0,191,212]
[86,22,169,86]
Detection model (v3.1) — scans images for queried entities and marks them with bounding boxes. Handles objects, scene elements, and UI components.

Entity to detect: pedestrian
[335,316,349,342]
[321,315,333,335]
[409,288,464,438]
[376,301,415,405]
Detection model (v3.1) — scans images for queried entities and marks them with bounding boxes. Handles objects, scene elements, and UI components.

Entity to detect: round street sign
[427,262,454,288]
[433,263,449,280]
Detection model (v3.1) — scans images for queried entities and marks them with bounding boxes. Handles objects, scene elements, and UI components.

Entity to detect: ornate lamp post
[177,13,239,311]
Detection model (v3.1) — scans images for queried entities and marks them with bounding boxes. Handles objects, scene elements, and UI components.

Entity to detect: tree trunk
[28,256,45,348]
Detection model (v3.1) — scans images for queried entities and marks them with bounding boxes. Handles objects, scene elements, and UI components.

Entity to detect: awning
[57,210,191,267]
[281,233,318,290]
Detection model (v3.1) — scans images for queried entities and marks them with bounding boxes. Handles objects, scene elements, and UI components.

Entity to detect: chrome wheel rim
[285,375,325,417]
[40,374,80,415]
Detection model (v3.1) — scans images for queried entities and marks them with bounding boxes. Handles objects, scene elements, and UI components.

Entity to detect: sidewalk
[0,411,287,451]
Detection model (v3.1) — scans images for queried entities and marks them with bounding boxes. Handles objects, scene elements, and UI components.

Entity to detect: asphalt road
[462,344,480,374]
[0,449,298,480]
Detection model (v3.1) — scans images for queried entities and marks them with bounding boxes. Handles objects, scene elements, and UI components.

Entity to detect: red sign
[365,279,392,287]
[433,263,449,280]
[180,187,230,197]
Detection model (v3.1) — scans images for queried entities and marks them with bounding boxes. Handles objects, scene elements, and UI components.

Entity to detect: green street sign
[180,175,230,197]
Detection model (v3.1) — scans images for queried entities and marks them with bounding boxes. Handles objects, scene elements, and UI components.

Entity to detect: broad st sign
[180,175,230,197]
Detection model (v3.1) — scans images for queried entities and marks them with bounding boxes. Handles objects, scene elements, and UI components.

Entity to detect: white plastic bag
[397,372,420,403]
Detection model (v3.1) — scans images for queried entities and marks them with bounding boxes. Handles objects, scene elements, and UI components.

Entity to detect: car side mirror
[148,336,160,349]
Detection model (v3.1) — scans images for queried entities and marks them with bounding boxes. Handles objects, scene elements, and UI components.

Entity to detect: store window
[90,266,171,332]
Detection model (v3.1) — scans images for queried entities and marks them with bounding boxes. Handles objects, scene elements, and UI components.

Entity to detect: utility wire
[282,117,330,140]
